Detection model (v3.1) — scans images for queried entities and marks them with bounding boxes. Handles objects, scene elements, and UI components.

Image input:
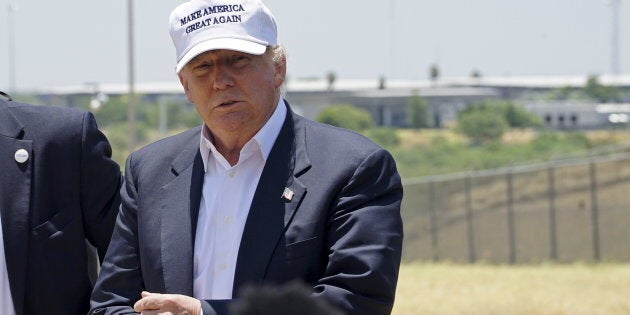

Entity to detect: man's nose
[212,65,234,90]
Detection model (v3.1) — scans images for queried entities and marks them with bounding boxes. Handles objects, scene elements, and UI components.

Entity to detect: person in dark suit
[0,92,122,315]
[89,0,403,314]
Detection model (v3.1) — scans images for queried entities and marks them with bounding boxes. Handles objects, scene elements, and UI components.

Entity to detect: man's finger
[134,295,161,312]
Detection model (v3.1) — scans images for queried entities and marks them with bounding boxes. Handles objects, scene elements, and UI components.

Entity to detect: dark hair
[230,281,345,315]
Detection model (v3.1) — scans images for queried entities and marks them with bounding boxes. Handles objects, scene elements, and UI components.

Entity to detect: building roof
[34,74,630,96]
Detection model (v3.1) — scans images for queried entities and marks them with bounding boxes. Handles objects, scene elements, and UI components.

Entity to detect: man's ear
[274,56,286,88]
[178,73,193,102]
[178,74,188,93]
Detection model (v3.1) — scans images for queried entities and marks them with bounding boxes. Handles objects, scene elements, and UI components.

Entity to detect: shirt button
[218,263,227,270]
[228,170,236,178]
[224,216,233,224]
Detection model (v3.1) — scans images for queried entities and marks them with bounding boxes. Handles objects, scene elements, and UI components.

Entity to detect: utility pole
[389,0,396,79]
[610,0,621,75]
[7,2,17,94]
[127,0,137,151]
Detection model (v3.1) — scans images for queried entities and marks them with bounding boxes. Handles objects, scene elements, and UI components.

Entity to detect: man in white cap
[90,0,403,314]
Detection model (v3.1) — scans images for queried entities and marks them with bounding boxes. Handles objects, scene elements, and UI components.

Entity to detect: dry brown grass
[397,129,467,149]
[393,263,630,315]
[586,130,630,146]
[501,129,537,144]
[397,129,630,149]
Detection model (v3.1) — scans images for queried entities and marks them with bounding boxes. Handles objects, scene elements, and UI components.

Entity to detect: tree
[457,111,508,144]
[470,69,482,79]
[459,100,541,128]
[363,128,400,148]
[584,74,620,103]
[457,99,542,144]
[407,94,430,128]
[378,75,386,90]
[546,85,575,101]
[316,104,373,132]
[326,71,337,91]
[504,102,542,128]
[429,63,440,86]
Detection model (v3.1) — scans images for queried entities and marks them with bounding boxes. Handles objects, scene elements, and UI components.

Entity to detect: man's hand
[134,291,202,315]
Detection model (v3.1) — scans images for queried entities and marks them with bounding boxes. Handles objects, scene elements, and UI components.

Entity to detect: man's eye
[195,63,212,69]
[232,55,249,65]
[191,63,213,73]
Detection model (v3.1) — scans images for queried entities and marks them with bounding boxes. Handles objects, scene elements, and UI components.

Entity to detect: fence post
[589,161,601,261]
[547,166,558,261]
[464,176,476,263]
[428,180,439,262]
[506,170,516,264]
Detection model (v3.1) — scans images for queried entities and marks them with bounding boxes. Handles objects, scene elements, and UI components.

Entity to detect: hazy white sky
[0,0,628,91]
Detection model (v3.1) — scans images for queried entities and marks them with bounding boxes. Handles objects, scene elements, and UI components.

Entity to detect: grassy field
[393,263,630,315]
[391,129,630,178]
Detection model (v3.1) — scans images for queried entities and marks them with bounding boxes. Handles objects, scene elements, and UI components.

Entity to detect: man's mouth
[219,100,238,107]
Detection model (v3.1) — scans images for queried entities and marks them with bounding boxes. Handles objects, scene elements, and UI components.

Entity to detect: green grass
[385,129,630,178]
[393,263,630,315]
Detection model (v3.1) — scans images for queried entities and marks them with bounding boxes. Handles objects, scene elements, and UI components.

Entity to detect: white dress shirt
[193,100,286,300]
[0,213,17,315]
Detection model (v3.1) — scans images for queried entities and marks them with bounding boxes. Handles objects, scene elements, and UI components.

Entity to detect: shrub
[504,102,543,128]
[585,75,620,103]
[363,128,400,148]
[531,131,561,151]
[316,104,373,132]
[459,100,542,128]
[457,111,508,144]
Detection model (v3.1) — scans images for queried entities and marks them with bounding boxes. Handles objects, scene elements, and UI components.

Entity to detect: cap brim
[175,38,267,73]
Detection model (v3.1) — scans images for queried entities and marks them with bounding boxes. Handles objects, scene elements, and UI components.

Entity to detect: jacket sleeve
[313,148,404,315]
[89,154,143,315]
[80,111,122,261]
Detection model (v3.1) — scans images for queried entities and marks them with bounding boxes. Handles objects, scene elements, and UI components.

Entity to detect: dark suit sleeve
[90,153,222,315]
[314,148,403,315]
[89,154,144,315]
[200,300,229,315]
[79,112,122,261]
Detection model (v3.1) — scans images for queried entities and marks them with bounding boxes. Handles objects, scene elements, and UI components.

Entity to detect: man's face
[178,48,285,139]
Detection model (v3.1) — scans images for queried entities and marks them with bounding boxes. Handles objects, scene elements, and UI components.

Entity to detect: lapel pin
[14,149,29,164]
[281,187,294,201]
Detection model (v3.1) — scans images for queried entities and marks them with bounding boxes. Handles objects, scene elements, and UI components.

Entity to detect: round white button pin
[14,149,29,163]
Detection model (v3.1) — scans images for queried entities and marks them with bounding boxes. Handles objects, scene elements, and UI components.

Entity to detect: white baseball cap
[169,0,278,74]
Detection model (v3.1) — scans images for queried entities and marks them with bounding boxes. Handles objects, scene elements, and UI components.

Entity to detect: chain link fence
[401,153,630,263]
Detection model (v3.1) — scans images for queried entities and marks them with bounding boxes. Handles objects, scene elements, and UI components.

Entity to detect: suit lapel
[0,102,30,315]
[159,142,204,295]
[233,106,311,293]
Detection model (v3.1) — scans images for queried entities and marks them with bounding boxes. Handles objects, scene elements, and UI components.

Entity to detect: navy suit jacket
[0,99,121,315]
[90,102,403,315]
